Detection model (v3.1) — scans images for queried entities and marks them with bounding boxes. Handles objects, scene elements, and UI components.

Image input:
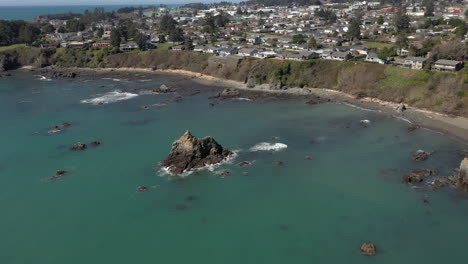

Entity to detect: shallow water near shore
[1,72,468,264]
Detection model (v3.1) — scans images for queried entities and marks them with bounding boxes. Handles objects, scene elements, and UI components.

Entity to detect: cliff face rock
[162,130,232,175]
[457,158,468,191]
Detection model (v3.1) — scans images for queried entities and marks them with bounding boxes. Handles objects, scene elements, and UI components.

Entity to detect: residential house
[330,51,353,61]
[62,41,86,49]
[405,56,428,70]
[120,43,139,52]
[254,50,277,59]
[396,49,409,56]
[93,40,112,48]
[349,45,369,55]
[172,45,184,51]
[365,52,386,64]
[393,56,428,70]
[247,35,262,44]
[432,59,464,72]
[237,48,258,57]
[281,51,318,61]
[193,46,206,52]
[204,46,221,54]
[219,47,238,57]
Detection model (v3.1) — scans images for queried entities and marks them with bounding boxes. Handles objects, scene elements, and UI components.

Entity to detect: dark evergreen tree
[110,29,121,47]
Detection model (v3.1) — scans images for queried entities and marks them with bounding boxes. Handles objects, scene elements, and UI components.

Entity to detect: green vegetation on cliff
[1,47,467,116]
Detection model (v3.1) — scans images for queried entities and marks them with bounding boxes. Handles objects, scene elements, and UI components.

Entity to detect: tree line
[0,20,41,46]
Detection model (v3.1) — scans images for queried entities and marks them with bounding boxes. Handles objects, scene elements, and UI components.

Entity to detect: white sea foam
[81,90,138,105]
[235,97,253,101]
[39,76,52,81]
[394,116,413,124]
[159,151,239,178]
[249,142,288,152]
[343,103,382,113]
[47,128,61,134]
[102,78,128,82]
[360,119,371,124]
[138,90,161,95]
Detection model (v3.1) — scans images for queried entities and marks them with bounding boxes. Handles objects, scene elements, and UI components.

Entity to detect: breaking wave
[249,142,288,152]
[39,76,52,81]
[81,90,138,105]
[235,98,253,101]
[343,103,382,113]
[394,116,413,124]
[360,119,371,124]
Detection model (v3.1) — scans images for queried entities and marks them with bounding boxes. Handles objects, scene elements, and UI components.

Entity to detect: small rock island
[162,130,232,175]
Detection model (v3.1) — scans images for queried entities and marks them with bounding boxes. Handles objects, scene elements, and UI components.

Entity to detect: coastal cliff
[2,47,467,116]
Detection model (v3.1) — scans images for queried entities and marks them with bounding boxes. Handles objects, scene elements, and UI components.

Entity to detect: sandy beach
[154,68,468,145]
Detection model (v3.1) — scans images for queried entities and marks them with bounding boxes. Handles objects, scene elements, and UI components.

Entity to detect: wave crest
[81,90,138,105]
[249,142,287,152]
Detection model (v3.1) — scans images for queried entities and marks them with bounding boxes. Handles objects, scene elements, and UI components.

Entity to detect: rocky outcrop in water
[360,242,377,256]
[162,130,232,175]
[457,158,468,191]
[220,88,240,97]
[412,150,433,161]
[397,103,406,113]
[158,84,171,93]
[401,169,434,184]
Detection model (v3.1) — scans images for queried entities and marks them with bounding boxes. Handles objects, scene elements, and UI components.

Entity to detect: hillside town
[3,0,468,72]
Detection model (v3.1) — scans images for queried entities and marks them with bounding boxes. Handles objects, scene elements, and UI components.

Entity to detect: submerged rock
[70,142,87,151]
[360,242,377,256]
[175,204,188,210]
[162,130,232,175]
[239,161,251,167]
[51,170,68,180]
[407,125,420,132]
[186,195,199,201]
[412,150,433,161]
[219,170,231,177]
[137,186,148,192]
[90,141,101,147]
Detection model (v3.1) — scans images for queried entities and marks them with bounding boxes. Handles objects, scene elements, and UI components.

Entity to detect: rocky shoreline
[19,66,468,145]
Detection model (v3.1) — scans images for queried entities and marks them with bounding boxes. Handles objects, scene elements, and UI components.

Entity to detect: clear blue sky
[0,0,219,6]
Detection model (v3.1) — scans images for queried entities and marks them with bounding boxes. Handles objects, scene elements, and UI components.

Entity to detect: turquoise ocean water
[1,71,468,263]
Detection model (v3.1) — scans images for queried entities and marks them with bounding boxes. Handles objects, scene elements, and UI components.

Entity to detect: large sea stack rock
[162,130,232,175]
[457,158,468,191]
